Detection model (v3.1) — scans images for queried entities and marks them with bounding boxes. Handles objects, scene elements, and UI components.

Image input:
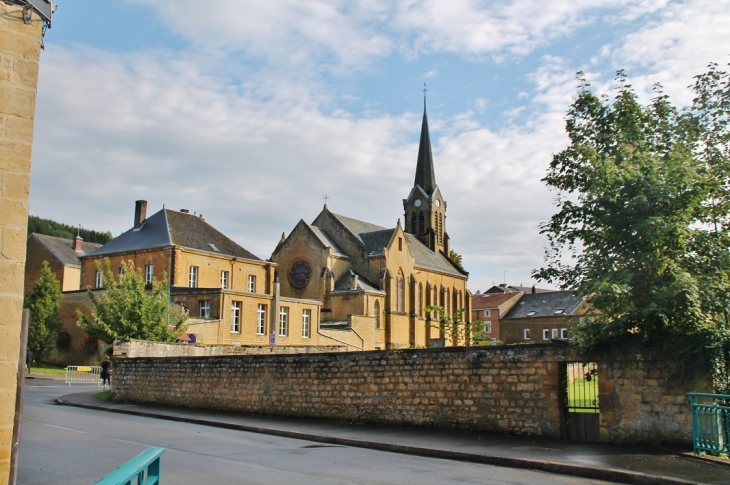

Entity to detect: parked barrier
[65,365,102,386]
[688,392,730,454]
[94,447,165,485]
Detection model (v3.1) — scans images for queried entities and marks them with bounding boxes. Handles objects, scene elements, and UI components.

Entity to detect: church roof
[414,99,436,195]
[308,225,347,257]
[330,211,386,236]
[88,208,261,261]
[29,233,102,267]
[332,269,383,293]
[353,226,463,277]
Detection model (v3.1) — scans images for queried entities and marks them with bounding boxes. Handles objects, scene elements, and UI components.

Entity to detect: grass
[568,376,599,413]
[95,390,112,401]
[28,363,66,375]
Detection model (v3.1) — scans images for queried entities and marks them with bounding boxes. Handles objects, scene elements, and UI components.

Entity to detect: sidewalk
[56,391,730,485]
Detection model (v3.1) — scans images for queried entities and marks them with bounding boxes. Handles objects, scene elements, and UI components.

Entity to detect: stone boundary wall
[112,345,707,444]
[113,339,347,358]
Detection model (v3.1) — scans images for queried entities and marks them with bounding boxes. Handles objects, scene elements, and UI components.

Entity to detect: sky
[29,0,730,292]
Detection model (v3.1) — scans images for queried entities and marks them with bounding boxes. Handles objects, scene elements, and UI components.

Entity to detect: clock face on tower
[435,199,441,207]
[414,199,422,207]
[289,259,312,289]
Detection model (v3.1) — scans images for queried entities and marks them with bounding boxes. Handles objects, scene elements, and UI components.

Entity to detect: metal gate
[566,362,600,442]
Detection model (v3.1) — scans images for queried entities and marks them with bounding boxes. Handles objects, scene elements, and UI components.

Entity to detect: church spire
[414,89,436,195]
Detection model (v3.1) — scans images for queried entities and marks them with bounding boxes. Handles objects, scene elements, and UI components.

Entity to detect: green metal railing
[94,447,165,485]
[688,393,730,455]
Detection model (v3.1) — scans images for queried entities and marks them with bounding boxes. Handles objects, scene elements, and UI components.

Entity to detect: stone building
[500,290,589,343]
[272,101,470,349]
[0,1,49,481]
[79,201,323,347]
[470,290,523,343]
[24,233,101,294]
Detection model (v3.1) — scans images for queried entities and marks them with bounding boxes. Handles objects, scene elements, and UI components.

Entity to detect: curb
[55,397,703,485]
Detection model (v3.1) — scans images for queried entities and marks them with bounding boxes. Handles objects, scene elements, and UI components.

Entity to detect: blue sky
[29,0,730,291]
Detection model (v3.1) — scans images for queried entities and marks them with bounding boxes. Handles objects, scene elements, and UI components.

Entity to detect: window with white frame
[524,328,531,340]
[256,304,266,335]
[552,328,559,339]
[279,306,289,336]
[220,270,229,289]
[561,328,568,339]
[483,322,492,334]
[543,329,550,340]
[95,270,103,288]
[248,275,256,293]
[231,301,241,332]
[145,264,154,284]
[302,309,311,338]
[199,300,210,318]
[188,266,198,288]
[483,309,491,319]
[119,267,125,276]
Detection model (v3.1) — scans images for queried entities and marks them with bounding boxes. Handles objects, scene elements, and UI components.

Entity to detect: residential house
[470,290,523,343]
[24,233,101,295]
[500,290,587,343]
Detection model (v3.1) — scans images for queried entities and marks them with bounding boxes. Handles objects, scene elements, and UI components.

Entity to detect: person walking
[100,357,112,389]
[26,349,33,373]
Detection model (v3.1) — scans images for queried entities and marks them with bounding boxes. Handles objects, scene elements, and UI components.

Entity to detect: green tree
[534,65,730,392]
[24,261,63,361]
[425,306,484,346]
[449,250,465,271]
[77,260,186,343]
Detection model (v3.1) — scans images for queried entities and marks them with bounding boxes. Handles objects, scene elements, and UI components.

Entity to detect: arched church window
[410,211,417,234]
[374,301,380,328]
[438,213,443,243]
[417,283,423,316]
[396,271,405,313]
[418,211,425,234]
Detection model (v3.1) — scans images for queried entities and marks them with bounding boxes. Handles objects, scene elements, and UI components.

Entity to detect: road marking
[41,423,86,434]
[112,438,154,447]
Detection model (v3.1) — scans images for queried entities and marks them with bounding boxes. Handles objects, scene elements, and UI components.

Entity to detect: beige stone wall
[82,249,174,288]
[0,3,43,480]
[112,345,707,445]
[113,338,346,358]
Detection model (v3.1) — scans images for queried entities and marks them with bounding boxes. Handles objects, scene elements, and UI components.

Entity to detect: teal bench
[94,447,166,485]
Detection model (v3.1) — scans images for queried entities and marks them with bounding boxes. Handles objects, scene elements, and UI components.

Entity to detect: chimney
[351,274,359,290]
[180,209,189,213]
[531,285,536,294]
[73,235,83,251]
[199,214,204,221]
[134,200,147,229]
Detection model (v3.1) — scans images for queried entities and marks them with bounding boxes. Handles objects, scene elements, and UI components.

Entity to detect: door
[566,362,600,442]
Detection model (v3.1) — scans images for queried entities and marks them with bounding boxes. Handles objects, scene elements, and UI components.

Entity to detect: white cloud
[597,0,730,105]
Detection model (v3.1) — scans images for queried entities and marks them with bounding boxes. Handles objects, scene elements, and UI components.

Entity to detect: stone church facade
[272,101,470,349]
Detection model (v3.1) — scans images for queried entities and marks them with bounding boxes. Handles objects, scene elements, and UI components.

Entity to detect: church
[271,100,470,350]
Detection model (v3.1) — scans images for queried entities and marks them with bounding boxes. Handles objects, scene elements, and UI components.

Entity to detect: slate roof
[414,100,436,195]
[472,291,522,309]
[308,225,347,257]
[325,213,463,277]
[502,291,584,320]
[88,209,261,260]
[330,212,386,236]
[30,234,102,267]
[333,269,384,293]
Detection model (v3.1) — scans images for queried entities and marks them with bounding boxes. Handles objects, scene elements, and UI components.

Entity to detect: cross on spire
[323,194,329,208]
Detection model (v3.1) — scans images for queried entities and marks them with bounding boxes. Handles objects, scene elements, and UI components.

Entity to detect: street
[18,380,612,485]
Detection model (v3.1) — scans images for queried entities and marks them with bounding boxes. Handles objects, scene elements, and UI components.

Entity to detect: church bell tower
[403,95,449,256]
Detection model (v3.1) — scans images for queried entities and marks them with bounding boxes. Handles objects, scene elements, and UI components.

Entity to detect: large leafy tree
[78,260,186,343]
[25,261,63,361]
[534,65,730,392]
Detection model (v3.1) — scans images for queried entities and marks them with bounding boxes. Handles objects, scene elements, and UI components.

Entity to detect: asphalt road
[17,380,613,485]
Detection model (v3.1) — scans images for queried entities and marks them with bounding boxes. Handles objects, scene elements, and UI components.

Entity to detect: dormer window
[527,310,536,317]
[554,308,565,315]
